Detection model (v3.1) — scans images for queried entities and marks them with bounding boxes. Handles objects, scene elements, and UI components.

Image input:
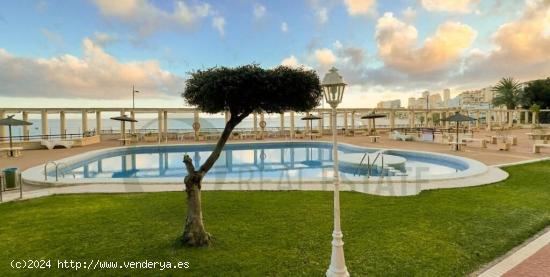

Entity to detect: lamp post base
[326,231,350,277]
[326,266,350,277]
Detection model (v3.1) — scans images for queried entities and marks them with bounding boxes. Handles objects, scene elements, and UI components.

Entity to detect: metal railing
[0,131,96,143]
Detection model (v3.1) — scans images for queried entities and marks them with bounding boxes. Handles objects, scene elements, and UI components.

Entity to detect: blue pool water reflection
[57,142,466,181]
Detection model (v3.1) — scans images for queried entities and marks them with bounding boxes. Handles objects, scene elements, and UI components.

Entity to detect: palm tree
[492,77,522,109]
[492,77,523,123]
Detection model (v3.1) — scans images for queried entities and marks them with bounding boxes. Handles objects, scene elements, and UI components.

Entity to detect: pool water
[56,142,466,182]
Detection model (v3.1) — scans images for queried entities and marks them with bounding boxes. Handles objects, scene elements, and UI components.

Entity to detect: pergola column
[524,111,529,124]
[193,110,200,141]
[280,112,285,136]
[60,111,66,138]
[290,111,295,139]
[157,110,163,141]
[253,112,258,133]
[425,112,430,127]
[163,110,168,141]
[41,110,49,138]
[82,110,88,134]
[351,111,355,131]
[259,113,265,138]
[130,111,136,134]
[318,110,323,134]
[409,111,415,128]
[532,111,537,125]
[343,111,348,130]
[22,111,30,140]
[389,111,395,129]
[305,112,310,133]
[476,111,480,129]
[445,112,450,128]
[508,110,513,127]
[96,111,102,135]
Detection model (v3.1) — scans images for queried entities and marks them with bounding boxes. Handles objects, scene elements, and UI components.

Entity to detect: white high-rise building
[408,91,445,109]
[443,89,450,107]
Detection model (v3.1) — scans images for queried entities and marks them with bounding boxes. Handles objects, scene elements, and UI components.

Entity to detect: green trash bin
[3,168,19,189]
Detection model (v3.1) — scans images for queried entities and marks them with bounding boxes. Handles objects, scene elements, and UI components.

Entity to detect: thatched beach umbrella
[442,111,476,150]
[361,112,386,133]
[0,115,33,157]
[110,115,138,145]
[301,114,322,140]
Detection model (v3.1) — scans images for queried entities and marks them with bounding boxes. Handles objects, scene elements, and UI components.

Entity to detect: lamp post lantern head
[322,67,346,109]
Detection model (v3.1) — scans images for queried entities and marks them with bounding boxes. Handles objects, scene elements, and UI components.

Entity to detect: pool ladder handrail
[44,161,57,181]
[355,151,385,178]
[44,161,73,181]
[55,162,73,180]
[355,152,368,176]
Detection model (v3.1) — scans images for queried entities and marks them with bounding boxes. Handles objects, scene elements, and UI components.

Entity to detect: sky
[0,0,549,108]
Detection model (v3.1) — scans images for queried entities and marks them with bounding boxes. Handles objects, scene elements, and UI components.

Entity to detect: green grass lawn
[0,161,549,276]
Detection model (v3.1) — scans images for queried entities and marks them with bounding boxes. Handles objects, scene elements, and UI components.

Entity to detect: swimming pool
[26,141,488,186]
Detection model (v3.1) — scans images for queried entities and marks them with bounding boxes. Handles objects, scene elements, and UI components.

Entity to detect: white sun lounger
[391,131,413,141]
[41,140,74,150]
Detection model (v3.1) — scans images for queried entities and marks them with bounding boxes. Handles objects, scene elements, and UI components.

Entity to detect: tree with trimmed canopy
[180,64,322,247]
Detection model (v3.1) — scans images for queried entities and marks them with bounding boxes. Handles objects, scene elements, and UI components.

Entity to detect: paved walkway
[478,227,550,277]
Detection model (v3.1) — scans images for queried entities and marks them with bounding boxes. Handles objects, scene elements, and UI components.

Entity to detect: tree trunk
[180,112,249,247]
[181,171,211,246]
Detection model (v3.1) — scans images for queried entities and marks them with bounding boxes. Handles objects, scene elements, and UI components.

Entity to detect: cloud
[314,48,337,67]
[281,22,288,33]
[92,32,118,46]
[0,38,184,99]
[456,0,550,85]
[35,0,48,12]
[253,4,266,19]
[344,0,376,16]
[41,28,64,48]
[281,55,299,67]
[421,0,480,13]
[212,16,225,37]
[375,12,476,74]
[280,55,311,69]
[92,0,213,37]
[341,47,365,67]
[317,7,328,24]
[402,7,416,21]
[491,0,550,63]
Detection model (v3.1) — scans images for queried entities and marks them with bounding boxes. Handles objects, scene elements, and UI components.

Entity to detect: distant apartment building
[443,89,450,107]
[377,99,401,109]
[457,87,494,108]
[408,91,444,109]
[408,87,495,110]
[429,94,443,108]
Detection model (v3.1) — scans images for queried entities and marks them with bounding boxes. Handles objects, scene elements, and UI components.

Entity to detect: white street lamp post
[322,67,349,277]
